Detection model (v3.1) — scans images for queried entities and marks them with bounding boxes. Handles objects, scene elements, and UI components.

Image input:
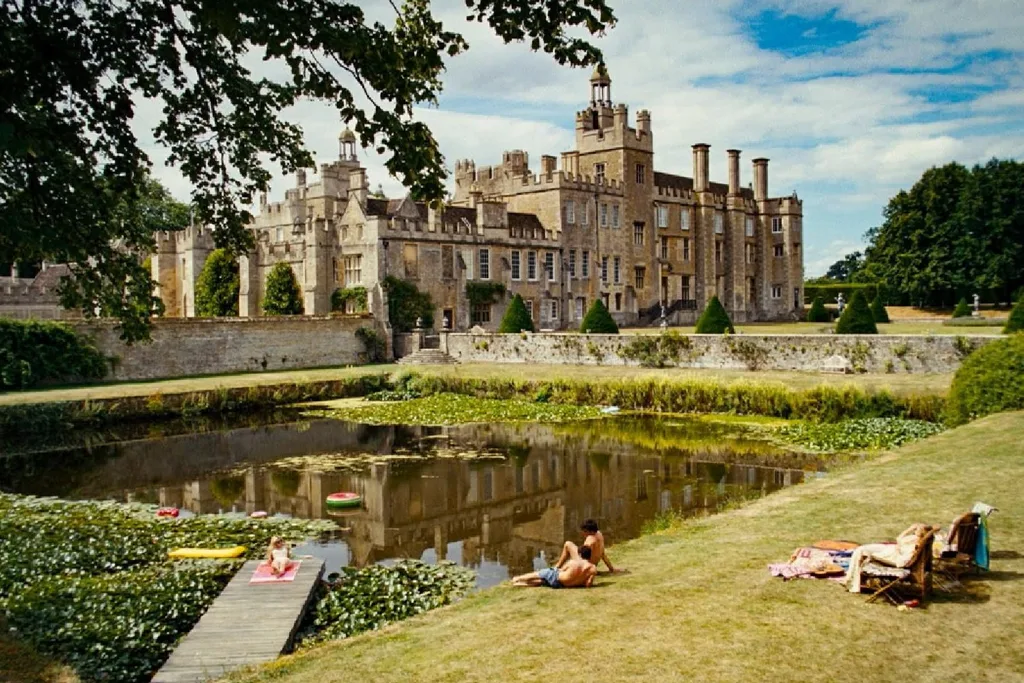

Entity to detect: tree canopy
[262,262,303,315]
[194,249,240,317]
[824,252,864,282]
[859,160,1024,306]
[1,0,616,340]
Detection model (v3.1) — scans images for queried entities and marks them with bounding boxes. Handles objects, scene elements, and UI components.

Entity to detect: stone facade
[0,263,77,320]
[154,70,805,330]
[437,332,993,374]
[77,316,375,381]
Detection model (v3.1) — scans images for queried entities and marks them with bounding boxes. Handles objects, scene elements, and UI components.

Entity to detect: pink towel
[250,560,301,583]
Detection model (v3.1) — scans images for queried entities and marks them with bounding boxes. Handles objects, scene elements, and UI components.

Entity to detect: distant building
[0,263,76,321]
[154,69,804,329]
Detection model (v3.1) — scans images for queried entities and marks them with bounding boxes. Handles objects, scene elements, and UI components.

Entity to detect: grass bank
[224,411,1024,683]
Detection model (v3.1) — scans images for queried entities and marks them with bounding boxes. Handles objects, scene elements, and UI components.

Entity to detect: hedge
[1004,296,1024,333]
[0,318,107,391]
[803,283,879,306]
[945,333,1024,425]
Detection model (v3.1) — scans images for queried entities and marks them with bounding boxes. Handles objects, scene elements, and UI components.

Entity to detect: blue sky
[141,0,1024,276]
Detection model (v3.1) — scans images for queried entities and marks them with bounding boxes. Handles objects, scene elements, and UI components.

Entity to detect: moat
[1,413,834,588]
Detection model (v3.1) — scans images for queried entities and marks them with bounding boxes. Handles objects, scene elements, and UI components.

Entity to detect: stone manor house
[152,69,804,330]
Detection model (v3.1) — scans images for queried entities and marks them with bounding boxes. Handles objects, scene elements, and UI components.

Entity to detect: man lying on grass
[555,518,624,574]
[512,545,598,588]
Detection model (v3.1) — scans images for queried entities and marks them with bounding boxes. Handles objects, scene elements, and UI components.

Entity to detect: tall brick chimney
[692,143,710,193]
[727,149,741,196]
[752,158,769,201]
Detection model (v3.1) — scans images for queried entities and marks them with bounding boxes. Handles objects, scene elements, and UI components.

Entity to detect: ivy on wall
[465,281,506,307]
[331,286,368,312]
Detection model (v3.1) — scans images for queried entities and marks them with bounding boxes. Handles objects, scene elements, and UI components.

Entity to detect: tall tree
[824,251,863,282]
[1,0,616,340]
[194,249,240,317]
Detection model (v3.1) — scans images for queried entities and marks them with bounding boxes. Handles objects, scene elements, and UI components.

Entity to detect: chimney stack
[636,109,651,135]
[469,184,483,208]
[348,168,367,205]
[692,144,710,193]
[727,150,741,196]
[752,158,769,201]
[540,155,557,176]
[296,168,307,187]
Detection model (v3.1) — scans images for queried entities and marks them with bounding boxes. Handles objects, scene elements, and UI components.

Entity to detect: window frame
[479,248,491,280]
[613,255,621,284]
[772,216,783,233]
[582,251,590,278]
[527,250,538,281]
[633,222,645,246]
[510,250,521,281]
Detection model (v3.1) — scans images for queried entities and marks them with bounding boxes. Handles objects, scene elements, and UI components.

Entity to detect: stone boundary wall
[443,333,997,374]
[77,316,377,382]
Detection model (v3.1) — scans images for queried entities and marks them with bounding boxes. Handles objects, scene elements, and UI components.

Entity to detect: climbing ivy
[465,281,506,307]
[331,286,368,312]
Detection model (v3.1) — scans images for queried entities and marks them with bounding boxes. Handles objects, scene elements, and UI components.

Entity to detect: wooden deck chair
[863,530,935,605]
[936,512,980,581]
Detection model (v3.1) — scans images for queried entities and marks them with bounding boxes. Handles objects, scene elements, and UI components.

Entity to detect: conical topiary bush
[580,299,619,334]
[807,296,830,323]
[952,298,971,319]
[869,294,890,324]
[695,296,734,334]
[835,291,878,334]
[262,262,304,315]
[498,293,535,333]
[1005,295,1024,334]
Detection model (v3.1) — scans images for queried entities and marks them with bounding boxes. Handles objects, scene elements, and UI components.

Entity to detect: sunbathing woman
[845,523,932,593]
[266,536,292,576]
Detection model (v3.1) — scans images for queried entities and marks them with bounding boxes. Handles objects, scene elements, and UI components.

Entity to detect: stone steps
[397,348,458,365]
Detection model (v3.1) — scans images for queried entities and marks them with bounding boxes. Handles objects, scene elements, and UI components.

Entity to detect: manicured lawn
[0,361,953,407]
[223,411,1024,683]
[622,321,1004,335]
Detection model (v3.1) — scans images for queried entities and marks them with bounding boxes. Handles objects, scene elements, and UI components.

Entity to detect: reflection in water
[1,416,830,588]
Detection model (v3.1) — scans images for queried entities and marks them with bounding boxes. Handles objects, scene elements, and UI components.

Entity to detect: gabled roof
[653,171,754,200]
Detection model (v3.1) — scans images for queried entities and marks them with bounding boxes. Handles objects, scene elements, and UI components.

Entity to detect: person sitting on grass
[512,545,598,589]
[555,518,623,574]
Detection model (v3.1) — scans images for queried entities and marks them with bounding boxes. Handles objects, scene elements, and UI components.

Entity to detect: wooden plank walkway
[153,558,325,683]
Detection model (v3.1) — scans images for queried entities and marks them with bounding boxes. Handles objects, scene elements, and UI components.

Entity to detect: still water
[1,414,830,588]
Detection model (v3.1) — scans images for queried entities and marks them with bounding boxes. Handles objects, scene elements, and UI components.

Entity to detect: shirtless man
[512,545,597,588]
[555,519,621,574]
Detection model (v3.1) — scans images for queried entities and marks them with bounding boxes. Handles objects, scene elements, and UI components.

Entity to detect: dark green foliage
[301,561,474,646]
[355,326,386,363]
[695,296,735,334]
[823,251,864,282]
[262,263,303,315]
[1005,296,1024,333]
[465,281,506,307]
[383,276,434,332]
[579,299,619,334]
[331,286,368,313]
[807,296,830,322]
[0,318,107,391]
[870,295,890,323]
[835,291,878,334]
[952,298,971,319]
[802,282,878,306]
[945,334,1024,425]
[0,494,332,682]
[1,1,613,341]
[194,249,239,317]
[860,159,1024,306]
[498,294,535,333]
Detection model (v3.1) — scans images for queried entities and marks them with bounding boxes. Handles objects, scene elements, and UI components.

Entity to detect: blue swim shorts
[537,567,562,588]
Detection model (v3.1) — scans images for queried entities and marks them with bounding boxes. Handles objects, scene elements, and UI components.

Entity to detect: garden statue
[442,314,450,330]
[836,292,845,315]
[973,293,980,314]
[415,316,423,330]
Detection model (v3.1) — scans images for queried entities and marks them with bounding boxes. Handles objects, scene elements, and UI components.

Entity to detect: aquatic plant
[777,418,944,452]
[316,392,603,425]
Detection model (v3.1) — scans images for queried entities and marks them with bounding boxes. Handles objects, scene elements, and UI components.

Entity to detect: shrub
[869,295,890,323]
[498,294,535,333]
[620,331,692,368]
[262,262,303,315]
[695,296,734,334]
[194,248,239,317]
[835,291,877,334]
[952,298,971,319]
[807,296,830,323]
[945,333,1024,425]
[331,286,368,313]
[0,318,107,391]
[1004,295,1024,334]
[579,299,619,334]
[355,326,386,362]
[383,276,433,332]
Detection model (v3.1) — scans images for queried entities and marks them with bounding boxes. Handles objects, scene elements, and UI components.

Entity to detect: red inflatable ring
[325,492,362,509]
[156,507,180,518]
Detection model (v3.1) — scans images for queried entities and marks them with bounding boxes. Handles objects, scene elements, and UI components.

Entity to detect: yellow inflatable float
[167,546,247,559]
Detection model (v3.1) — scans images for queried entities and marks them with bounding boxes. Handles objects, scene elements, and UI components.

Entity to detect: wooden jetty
[153,558,325,683]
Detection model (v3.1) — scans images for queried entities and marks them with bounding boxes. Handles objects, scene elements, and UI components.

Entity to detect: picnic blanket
[768,541,857,581]
[250,560,302,584]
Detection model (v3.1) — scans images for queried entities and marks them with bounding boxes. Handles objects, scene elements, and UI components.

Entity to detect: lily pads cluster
[0,494,332,682]
[300,560,474,647]
[312,392,604,426]
[776,418,944,452]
